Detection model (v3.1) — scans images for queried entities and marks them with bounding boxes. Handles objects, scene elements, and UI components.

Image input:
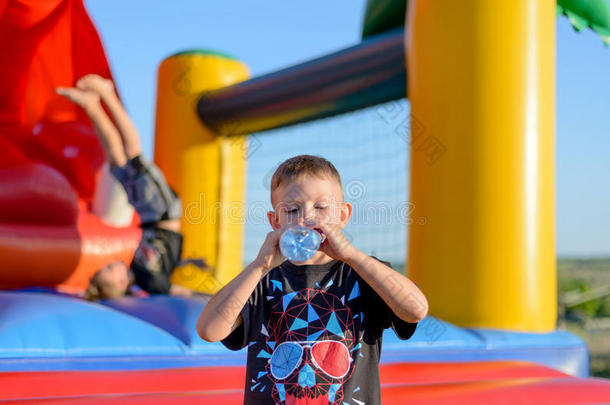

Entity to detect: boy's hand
[316,222,357,263]
[253,224,291,272]
[76,74,115,98]
[56,87,101,112]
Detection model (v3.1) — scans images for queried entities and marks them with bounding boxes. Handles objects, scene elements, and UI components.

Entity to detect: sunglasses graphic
[269,340,352,380]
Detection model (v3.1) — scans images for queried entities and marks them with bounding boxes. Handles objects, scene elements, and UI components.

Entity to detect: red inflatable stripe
[3,361,605,404]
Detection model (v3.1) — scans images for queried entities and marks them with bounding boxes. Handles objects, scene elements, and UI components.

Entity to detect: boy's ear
[267,210,281,231]
[339,201,353,228]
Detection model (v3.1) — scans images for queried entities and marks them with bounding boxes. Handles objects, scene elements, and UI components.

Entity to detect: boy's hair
[83,270,127,301]
[270,155,344,202]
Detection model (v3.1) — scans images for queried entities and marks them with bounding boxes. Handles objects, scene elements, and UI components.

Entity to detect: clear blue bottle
[279,226,323,262]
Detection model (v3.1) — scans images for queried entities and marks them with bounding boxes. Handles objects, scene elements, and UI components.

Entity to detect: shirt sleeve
[361,256,418,341]
[220,277,265,351]
[220,303,251,351]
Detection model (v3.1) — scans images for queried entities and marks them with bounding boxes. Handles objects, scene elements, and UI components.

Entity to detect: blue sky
[86,1,609,258]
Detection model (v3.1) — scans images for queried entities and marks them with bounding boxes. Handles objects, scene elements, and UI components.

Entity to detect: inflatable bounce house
[1,0,610,403]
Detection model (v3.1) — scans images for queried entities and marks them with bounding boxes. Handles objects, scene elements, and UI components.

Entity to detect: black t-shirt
[222,256,417,405]
[130,226,183,294]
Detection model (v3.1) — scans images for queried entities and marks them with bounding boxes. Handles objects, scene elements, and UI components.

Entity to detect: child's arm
[318,223,428,323]
[196,225,289,342]
[56,87,127,167]
[75,74,142,159]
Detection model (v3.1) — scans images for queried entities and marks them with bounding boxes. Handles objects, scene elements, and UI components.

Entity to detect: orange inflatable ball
[0,212,142,293]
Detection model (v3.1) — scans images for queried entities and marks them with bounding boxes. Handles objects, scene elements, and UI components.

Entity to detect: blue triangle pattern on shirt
[276,383,285,402]
[348,281,360,301]
[267,341,275,350]
[290,317,308,331]
[283,292,298,311]
[271,279,283,292]
[307,304,319,322]
[298,364,316,388]
[326,312,344,338]
[308,329,324,341]
[329,383,341,402]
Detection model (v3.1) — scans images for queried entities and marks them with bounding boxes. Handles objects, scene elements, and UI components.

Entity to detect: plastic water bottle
[279,226,323,262]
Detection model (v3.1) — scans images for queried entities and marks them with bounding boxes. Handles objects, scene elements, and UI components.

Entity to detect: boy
[57,74,199,299]
[197,155,428,404]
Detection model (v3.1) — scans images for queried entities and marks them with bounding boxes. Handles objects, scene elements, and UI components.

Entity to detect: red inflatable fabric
[0,0,140,292]
[0,0,110,203]
[2,362,610,404]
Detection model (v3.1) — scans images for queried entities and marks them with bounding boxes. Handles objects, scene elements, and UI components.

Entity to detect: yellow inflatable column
[406,1,556,331]
[154,51,250,293]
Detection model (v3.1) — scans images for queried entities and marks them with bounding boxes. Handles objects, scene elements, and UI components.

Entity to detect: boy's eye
[315,206,327,210]
[287,208,298,213]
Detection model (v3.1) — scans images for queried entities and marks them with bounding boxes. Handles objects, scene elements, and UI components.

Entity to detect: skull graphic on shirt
[263,288,358,405]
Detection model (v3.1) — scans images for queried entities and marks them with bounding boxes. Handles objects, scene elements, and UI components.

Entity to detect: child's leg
[56,87,127,167]
[76,75,141,159]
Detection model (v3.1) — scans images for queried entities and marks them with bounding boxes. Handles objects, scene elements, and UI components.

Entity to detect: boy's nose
[299,215,316,228]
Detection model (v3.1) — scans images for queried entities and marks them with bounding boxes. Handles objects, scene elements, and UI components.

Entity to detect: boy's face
[91,261,132,298]
[268,174,352,236]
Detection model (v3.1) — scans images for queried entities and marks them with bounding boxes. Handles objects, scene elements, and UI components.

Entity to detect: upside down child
[57,74,205,300]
